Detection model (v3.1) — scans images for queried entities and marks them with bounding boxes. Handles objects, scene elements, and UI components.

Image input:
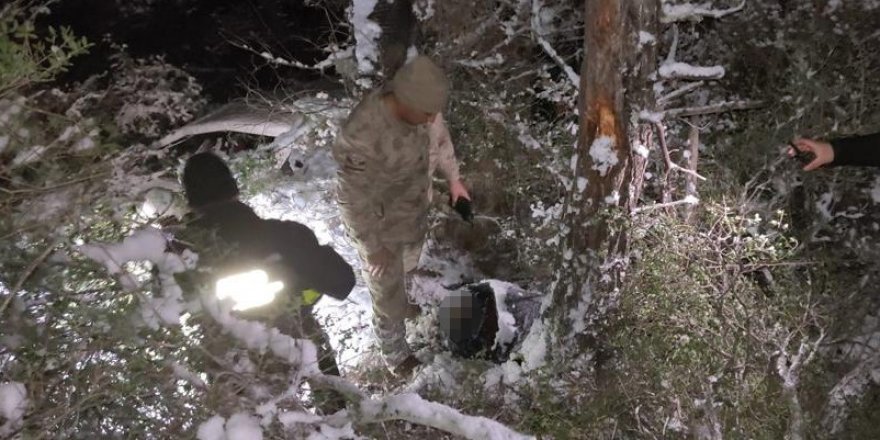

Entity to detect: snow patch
[0,382,28,437]
[659,62,725,80]
[589,136,618,176]
[197,415,226,440]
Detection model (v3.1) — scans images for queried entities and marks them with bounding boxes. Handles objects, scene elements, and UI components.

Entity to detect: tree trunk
[546,0,658,358]
[354,0,417,79]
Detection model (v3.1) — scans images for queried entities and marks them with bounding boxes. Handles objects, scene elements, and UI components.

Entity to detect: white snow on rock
[589,136,618,176]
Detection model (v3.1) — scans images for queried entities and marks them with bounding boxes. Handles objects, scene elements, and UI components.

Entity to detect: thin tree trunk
[546,0,657,357]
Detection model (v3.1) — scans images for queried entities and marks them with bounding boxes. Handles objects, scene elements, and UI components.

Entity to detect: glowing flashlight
[215,269,284,311]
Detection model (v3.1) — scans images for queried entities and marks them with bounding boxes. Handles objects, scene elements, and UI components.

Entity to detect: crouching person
[179,152,355,409]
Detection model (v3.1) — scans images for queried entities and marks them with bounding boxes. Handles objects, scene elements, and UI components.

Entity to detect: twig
[0,241,57,317]
[658,81,704,105]
[633,197,699,214]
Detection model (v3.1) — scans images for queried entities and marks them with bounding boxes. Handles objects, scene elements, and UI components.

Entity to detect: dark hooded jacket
[830,132,880,167]
[190,200,355,304]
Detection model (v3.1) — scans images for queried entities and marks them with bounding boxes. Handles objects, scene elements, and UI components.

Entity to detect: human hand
[788,137,834,171]
[367,246,395,278]
[448,179,471,204]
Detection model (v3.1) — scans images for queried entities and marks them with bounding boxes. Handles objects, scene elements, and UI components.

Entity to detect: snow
[79,228,190,328]
[638,31,656,50]
[588,136,618,176]
[170,361,207,389]
[278,411,322,428]
[518,318,547,372]
[351,0,382,75]
[487,280,518,351]
[196,413,264,440]
[638,110,664,123]
[413,0,437,21]
[11,144,48,167]
[0,382,27,436]
[633,141,650,158]
[682,195,700,205]
[867,177,880,204]
[659,62,725,80]
[358,393,535,440]
[604,191,620,205]
[306,423,358,440]
[202,293,320,374]
[225,413,263,440]
[197,415,226,440]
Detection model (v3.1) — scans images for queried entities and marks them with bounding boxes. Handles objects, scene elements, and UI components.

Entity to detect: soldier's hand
[449,179,471,204]
[367,247,395,278]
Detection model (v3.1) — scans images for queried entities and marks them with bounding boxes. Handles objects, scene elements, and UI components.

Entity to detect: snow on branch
[530,0,580,88]
[661,1,746,24]
[659,62,725,80]
[201,294,321,376]
[355,393,535,440]
[79,228,191,329]
[232,40,354,73]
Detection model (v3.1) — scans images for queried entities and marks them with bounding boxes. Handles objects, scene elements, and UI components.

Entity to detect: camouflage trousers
[358,239,424,367]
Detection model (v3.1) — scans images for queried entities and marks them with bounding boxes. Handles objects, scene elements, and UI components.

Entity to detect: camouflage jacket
[333,90,431,249]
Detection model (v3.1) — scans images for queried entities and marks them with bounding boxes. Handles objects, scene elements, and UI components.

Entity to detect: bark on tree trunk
[371,0,417,78]
[546,0,658,358]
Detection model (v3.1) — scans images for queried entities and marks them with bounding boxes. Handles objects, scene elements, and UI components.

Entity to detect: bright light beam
[215,269,283,311]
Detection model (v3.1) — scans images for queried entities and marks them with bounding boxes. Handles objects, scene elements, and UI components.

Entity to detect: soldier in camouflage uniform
[333,56,469,374]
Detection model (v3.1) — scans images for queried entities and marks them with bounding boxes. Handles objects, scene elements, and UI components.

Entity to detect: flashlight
[215,269,284,311]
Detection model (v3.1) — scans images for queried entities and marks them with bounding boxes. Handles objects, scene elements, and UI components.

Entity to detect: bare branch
[658,81,705,105]
[530,0,580,88]
[665,100,764,118]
